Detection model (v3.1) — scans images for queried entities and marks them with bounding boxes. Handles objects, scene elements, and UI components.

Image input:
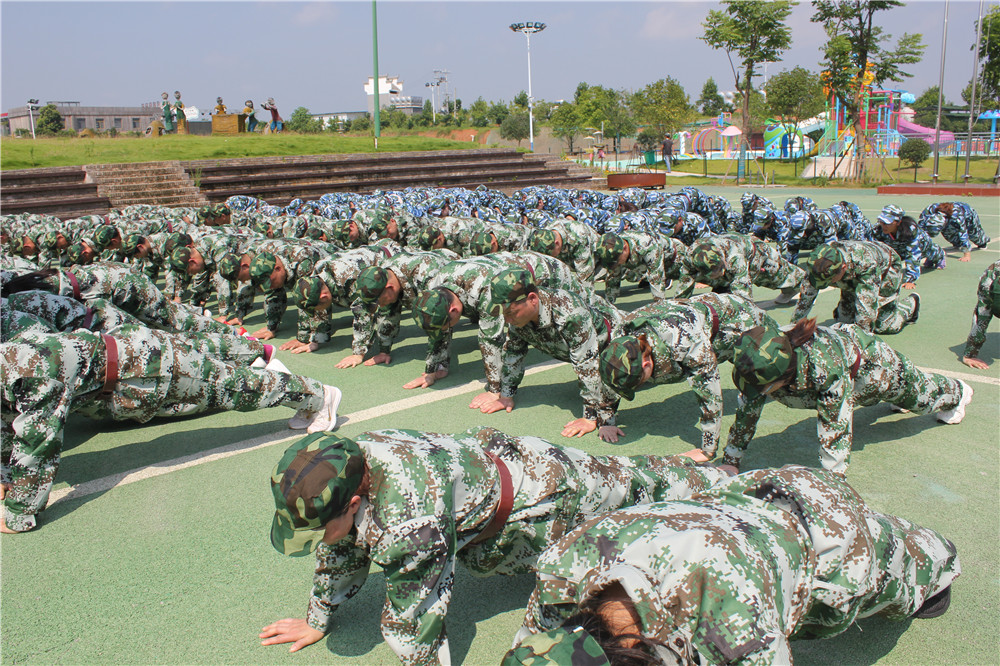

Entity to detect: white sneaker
[265,357,291,374]
[250,357,267,370]
[937,381,973,424]
[306,385,342,434]
[889,404,910,414]
[774,291,795,304]
[288,408,313,430]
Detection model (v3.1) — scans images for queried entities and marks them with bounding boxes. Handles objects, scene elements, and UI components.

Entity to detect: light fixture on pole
[509,21,546,152]
[424,81,438,123]
[26,99,39,139]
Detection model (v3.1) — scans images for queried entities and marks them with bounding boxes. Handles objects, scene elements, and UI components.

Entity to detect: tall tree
[812,0,925,179]
[766,66,826,138]
[575,84,636,152]
[500,111,532,146]
[977,5,1000,105]
[549,102,584,153]
[697,77,726,116]
[630,77,693,135]
[468,97,490,126]
[36,104,64,135]
[513,90,529,108]
[701,0,795,146]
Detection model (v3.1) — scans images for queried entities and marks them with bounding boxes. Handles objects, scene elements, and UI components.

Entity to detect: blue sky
[1,1,993,117]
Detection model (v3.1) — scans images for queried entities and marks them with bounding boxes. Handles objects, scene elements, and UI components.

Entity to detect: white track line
[48,358,997,507]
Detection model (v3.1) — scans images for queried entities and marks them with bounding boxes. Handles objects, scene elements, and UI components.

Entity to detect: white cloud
[292,2,339,27]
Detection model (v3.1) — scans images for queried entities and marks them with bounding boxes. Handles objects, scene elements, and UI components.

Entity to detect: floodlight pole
[27,99,39,139]
[425,82,437,123]
[372,0,380,150]
[962,0,985,183]
[510,22,546,152]
[932,0,949,183]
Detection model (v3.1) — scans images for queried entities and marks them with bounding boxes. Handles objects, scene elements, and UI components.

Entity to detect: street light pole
[425,82,437,123]
[509,22,546,152]
[27,99,39,139]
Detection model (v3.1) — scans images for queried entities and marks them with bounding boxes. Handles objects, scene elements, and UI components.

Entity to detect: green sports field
[2,188,998,665]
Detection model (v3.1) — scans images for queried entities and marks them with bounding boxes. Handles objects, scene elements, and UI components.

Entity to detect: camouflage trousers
[833,287,917,335]
[942,212,990,252]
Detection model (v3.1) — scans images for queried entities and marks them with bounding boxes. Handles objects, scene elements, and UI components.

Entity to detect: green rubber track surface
[2,188,998,665]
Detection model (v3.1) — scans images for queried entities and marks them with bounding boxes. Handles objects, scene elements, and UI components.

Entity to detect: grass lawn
[0,133,483,170]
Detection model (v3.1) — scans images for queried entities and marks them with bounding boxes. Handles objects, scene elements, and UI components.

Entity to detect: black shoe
[913,586,951,619]
[907,293,920,323]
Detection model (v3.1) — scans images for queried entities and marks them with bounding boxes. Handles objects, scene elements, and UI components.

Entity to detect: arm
[791,282,819,321]
[722,392,767,469]
[680,342,724,458]
[962,272,995,366]
[814,375,854,474]
[499,332,530,401]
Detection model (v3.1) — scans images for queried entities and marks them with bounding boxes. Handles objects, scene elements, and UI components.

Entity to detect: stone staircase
[85,161,208,208]
[1,166,111,219]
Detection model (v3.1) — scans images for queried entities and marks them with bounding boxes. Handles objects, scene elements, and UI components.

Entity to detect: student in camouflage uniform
[410,251,584,398]
[792,241,920,335]
[726,319,972,473]
[260,426,731,664]
[657,208,713,246]
[683,233,806,303]
[169,232,254,312]
[874,206,947,287]
[284,242,400,354]
[599,293,773,461]
[246,241,329,341]
[961,259,1000,370]
[592,231,688,304]
[0,321,340,533]
[919,201,990,261]
[485,268,625,442]
[528,220,601,288]
[339,248,459,368]
[505,465,959,666]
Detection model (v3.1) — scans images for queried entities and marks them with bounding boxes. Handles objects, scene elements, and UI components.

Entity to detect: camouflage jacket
[964,259,1000,358]
[423,252,584,385]
[685,233,804,299]
[517,465,958,665]
[621,293,772,456]
[501,288,624,424]
[596,231,686,304]
[792,241,904,332]
[546,220,601,287]
[304,426,729,665]
[872,220,931,283]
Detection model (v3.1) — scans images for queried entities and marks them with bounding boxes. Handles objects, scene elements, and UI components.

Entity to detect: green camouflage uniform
[964,259,1000,359]
[501,287,624,425]
[248,240,329,334]
[354,249,459,357]
[792,241,917,334]
[596,231,688,304]
[546,221,601,288]
[182,232,254,312]
[514,465,958,665]
[0,325,324,532]
[615,294,773,456]
[422,252,585,385]
[726,324,965,473]
[300,426,729,665]
[686,232,806,300]
[296,242,400,346]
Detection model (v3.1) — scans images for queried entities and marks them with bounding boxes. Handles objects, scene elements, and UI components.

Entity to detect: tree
[701,1,795,149]
[766,67,826,148]
[486,101,509,126]
[574,84,636,152]
[812,0,925,180]
[468,97,490,126]
[977,5,1000,106]
[697,77,726,116]
[550,102,584,153]
[351,115,371,132]
[500,111,532,146]
[898,137,931,182]
[285,106,323,133]
[36,104,64,135]
[513,90,529,108]
[630,77,693,136]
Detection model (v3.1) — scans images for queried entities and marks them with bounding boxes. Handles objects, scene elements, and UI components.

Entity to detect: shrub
[898,137,932,182]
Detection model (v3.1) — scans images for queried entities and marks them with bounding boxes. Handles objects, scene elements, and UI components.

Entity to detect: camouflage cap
[270,433,365,557]
[9,236,26,255]
[594,233,625,267]
[305,226,327,241]
[753,208,774,224]
[469,231,496,256]
[249,252,278,287]
[807,244,846,288]
[196,205,215,222]
[65,243,86,264]
[368,208,391,235]
[122,233,144,256]
[731,324,796,398]
[93,225,118,249]
[488,268,535,316]
[528,229,558,255]
[293,276,324,311]
[501,627,610,666]
[40,230,65,251]
[251,219,273,236]
[217,253,241,281]
[163,232,193,255]
[356,266,389,304]
[413,288,453,335]
[332,219,356,244]
[878,204,904,226]
[416,225,443,250]
[169,246,193,273]
[599,336,645,401]
[688,242,726,280]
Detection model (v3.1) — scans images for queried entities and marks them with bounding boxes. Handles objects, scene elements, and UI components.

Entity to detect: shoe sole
[937,383,973,424]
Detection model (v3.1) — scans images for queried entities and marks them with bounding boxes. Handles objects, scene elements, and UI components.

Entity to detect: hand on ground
[469,392,501,410]
[364,353,392,366]
[289,342,320,355]
[478,396,514,414]
[962,356,990,370]
[260,618,325,653]
[336,354,365,368]
[252,328,276,341]
[960,252,972,262]
[679,448,711,463]
[598,425,625,443]
[403,368,447,389]
[562,418,597,438]
[902,282,916,290]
